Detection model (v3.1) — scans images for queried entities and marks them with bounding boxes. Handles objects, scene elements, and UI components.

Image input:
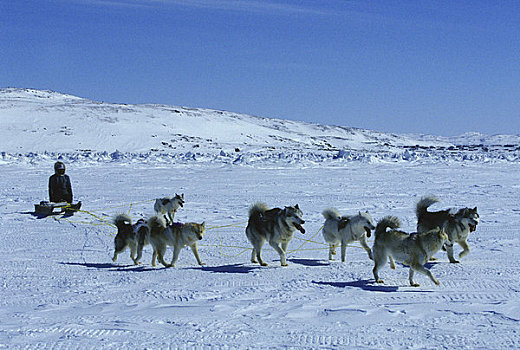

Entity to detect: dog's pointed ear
[295,204,300,210]
[473,206,477,211]
[359,211,362,216]
[201,221,205,228]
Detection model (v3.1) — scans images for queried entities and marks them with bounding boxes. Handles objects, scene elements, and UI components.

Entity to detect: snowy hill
[1,88,518,164]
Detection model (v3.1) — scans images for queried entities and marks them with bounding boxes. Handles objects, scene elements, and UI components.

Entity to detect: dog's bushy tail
[148,215,166,232]
[249,202,269,218]
[416,195,440,219]
[114,213,132,229]
[375,216,401,237]
[322,208,341,221]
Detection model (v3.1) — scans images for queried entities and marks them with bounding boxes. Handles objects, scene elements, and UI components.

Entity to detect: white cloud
[74,0,338,16]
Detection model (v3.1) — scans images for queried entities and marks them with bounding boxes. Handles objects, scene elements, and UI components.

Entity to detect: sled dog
[154,193,184,224]
[372,216,448,287]
[147,215,205,268]
[246,202,305,266]
[322,208,375,261]
[416,195,479,263]
[112,214,149,265]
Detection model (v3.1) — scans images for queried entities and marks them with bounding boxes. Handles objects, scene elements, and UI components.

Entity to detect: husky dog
[322,208,375,261]
[112,214,149,265]
[372,216,448,287]
[416,195,479,263]
[246,202,305,267]
[154,193,185,224]
[147,215,205,268]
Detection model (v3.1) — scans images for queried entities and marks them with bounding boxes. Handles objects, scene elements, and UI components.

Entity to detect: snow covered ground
[1,88,519,348]
[1,162,519,349]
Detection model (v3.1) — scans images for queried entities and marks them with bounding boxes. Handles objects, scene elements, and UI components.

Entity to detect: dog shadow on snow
[313,280,400,293]
[313,279,438,293]
[288,258,330,267]
[196,264,262,274]
[60,262,157,272]
[196,258,329,274]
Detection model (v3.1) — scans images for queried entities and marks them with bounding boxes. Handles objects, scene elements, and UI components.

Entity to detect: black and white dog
[246,202,305,267]
[154,193,184,224]
[416,195,479,263]
[112,214,149,265]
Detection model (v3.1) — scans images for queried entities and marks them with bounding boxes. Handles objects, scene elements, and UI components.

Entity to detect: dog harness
[133,219,147,234]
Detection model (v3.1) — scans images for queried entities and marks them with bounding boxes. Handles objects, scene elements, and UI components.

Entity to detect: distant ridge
[0,88,518,165]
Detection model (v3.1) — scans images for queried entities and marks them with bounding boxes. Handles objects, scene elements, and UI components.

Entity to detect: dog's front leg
[190,243,205,266]
[163,215,170,226]
[359,237,373,260]
[167,212,175,225]
[445,241,459,263]
[411,263,440,286]
[269,241,287,266]
[458,240,470,259]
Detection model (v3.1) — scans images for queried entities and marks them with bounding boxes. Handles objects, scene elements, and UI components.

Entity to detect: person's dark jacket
[49,174,73,203]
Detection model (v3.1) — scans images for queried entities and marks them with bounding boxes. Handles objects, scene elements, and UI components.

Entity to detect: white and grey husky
[246,202,306,267]
[154,193,184,224]
[322,208,375,261]
[147,215,205,268]
[372,216,448,287]
[112,214,149,265]
[416,195,479,263]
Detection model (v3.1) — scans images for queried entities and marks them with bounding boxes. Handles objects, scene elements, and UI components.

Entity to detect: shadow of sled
[313,279,399,292]
[21,210,62,219]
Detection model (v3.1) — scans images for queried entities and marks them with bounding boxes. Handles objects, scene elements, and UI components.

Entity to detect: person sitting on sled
[49,161,73,203]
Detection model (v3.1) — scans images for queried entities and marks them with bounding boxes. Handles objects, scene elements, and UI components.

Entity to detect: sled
[34,201,82,216]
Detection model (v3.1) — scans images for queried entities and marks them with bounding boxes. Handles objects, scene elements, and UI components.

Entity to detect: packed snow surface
[1,163,519,348]
[0,88,519,348]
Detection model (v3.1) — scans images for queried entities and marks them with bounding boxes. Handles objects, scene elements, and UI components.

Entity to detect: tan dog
[372,216,448,287]
[147,215,205,268]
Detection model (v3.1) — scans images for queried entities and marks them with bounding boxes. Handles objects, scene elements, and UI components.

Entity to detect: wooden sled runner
[34,201,82,216]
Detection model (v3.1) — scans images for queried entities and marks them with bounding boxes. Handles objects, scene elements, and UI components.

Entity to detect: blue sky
[1,0,519,136]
